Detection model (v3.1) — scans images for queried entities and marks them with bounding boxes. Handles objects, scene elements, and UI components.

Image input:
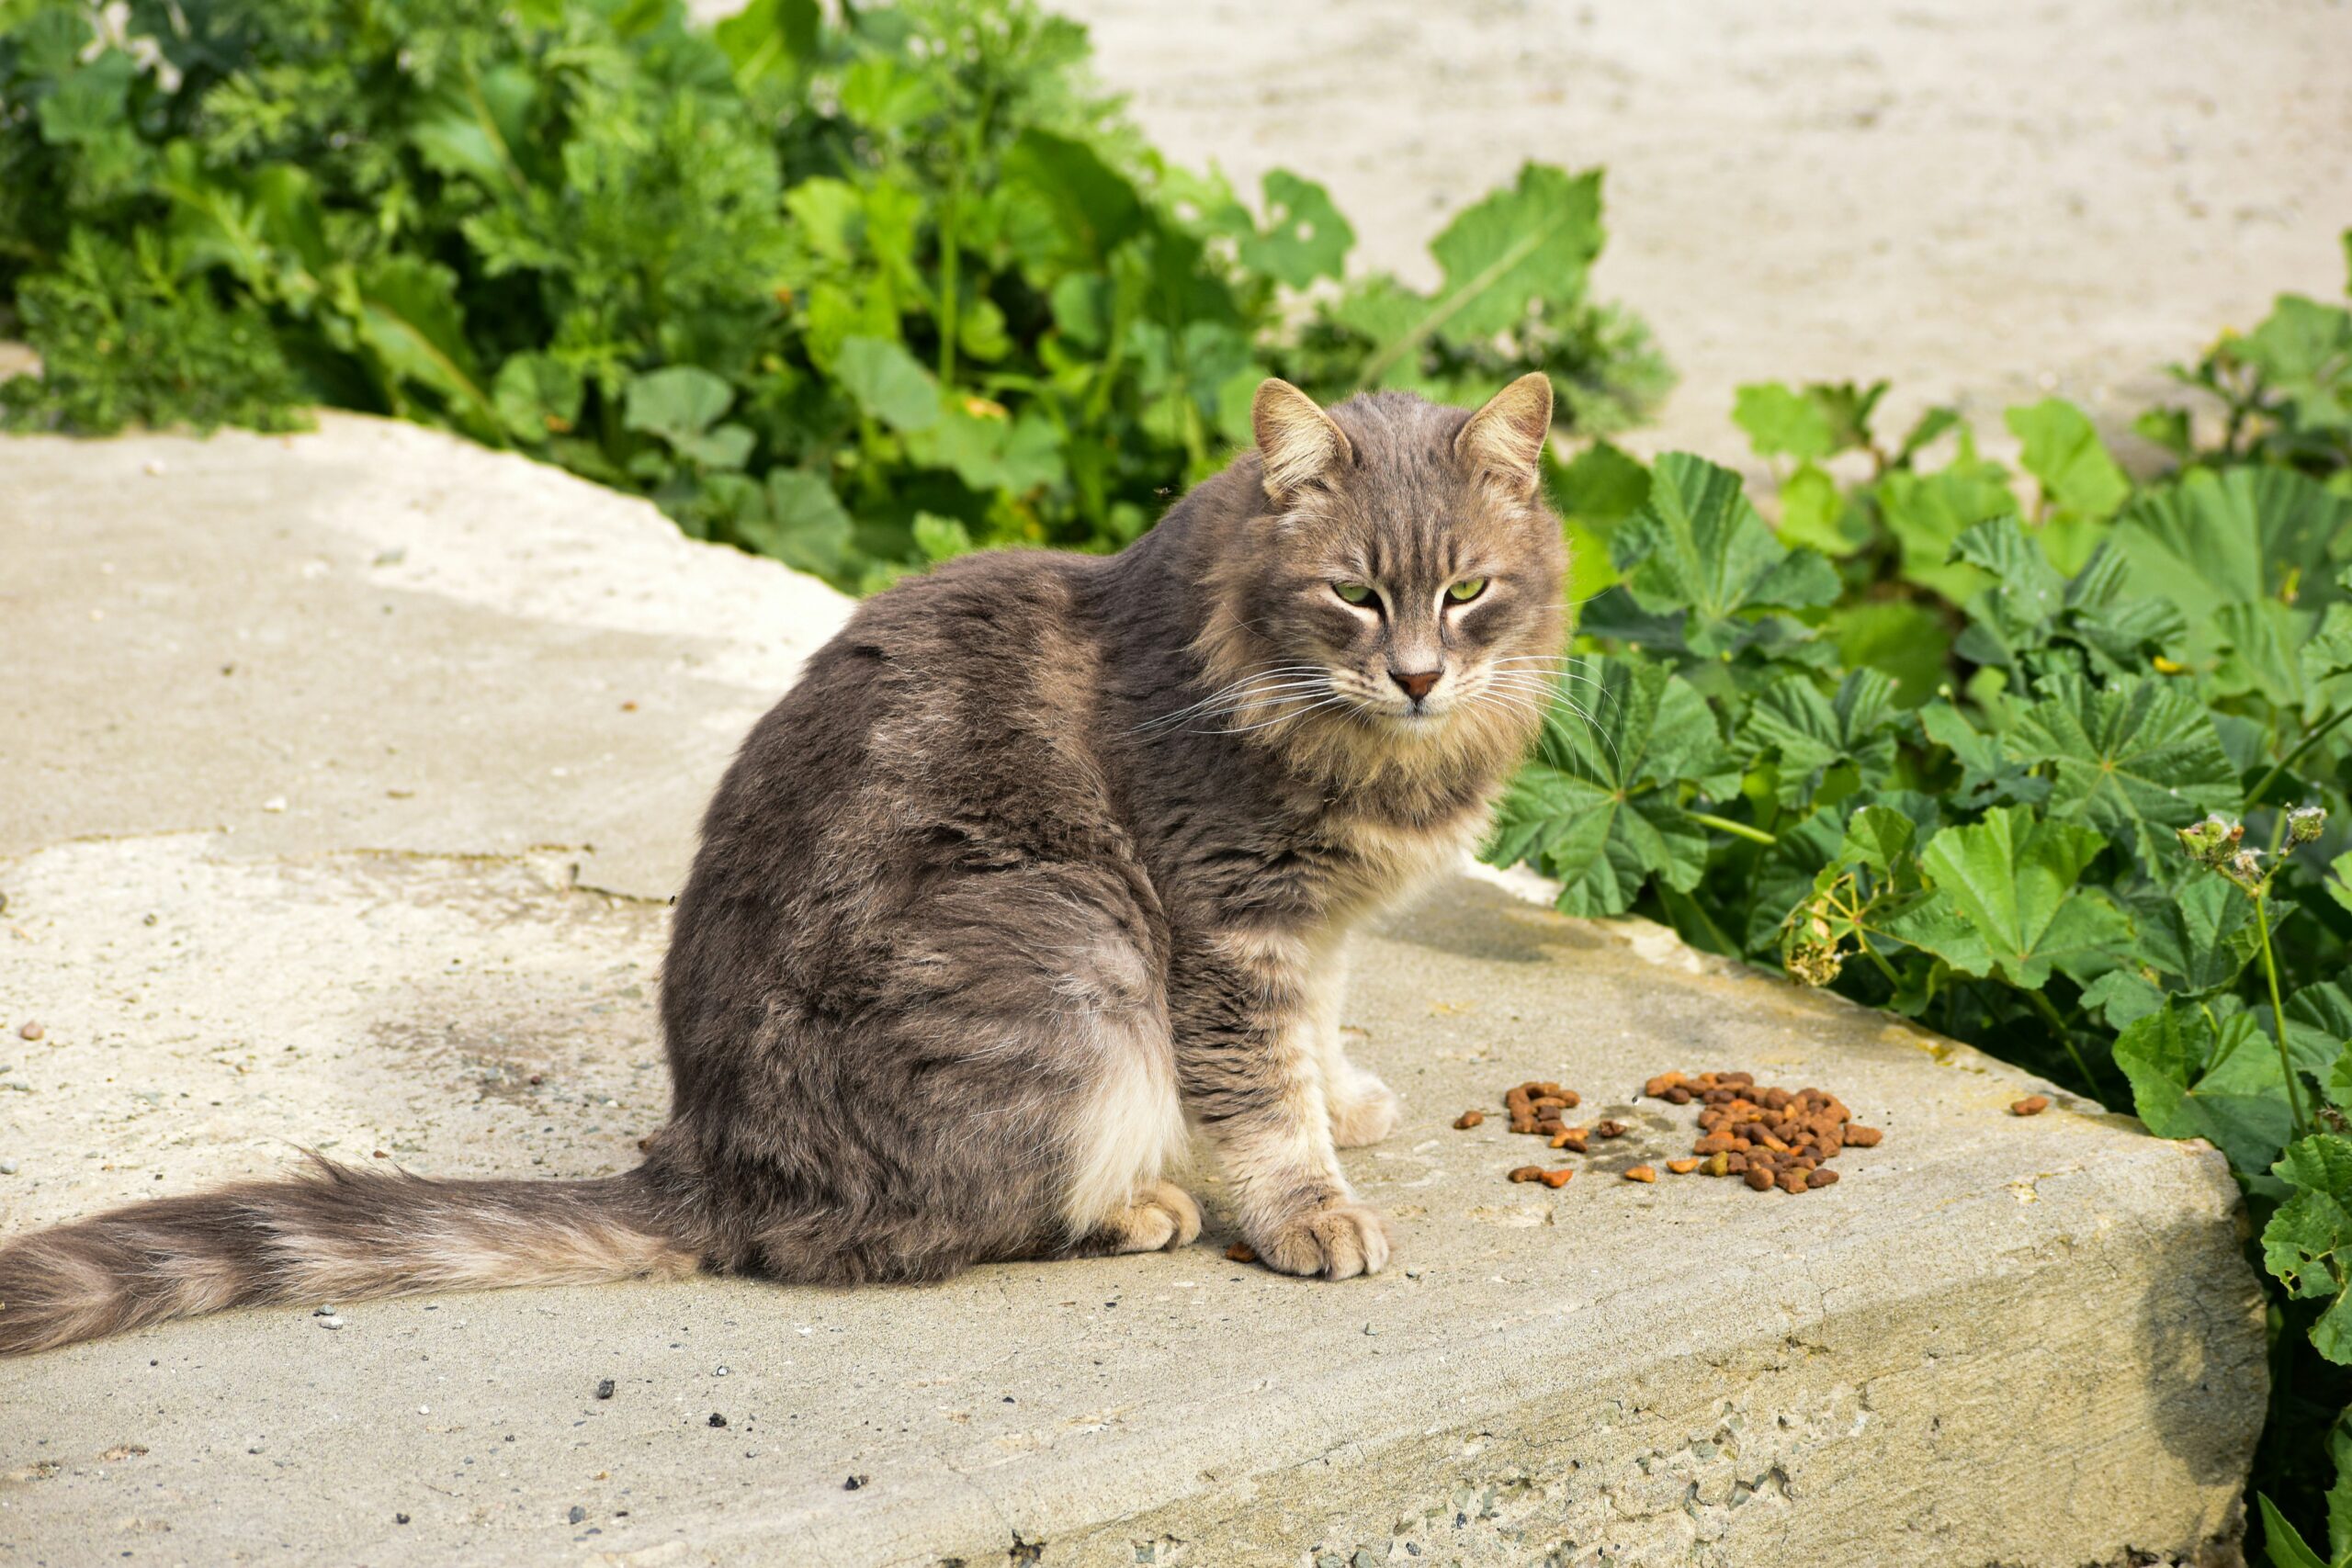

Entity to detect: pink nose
[1391,669,1442,701]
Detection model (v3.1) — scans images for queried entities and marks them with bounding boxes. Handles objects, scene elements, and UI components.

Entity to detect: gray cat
[0,374,1566,1354]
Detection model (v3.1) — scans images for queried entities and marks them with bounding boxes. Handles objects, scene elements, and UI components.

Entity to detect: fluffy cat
[0,373,1566,1354]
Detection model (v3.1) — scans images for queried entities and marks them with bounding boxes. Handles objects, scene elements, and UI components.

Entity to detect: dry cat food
[1502,1080,1581,1136]
[1508,1164,1575,1188]
[2011,1095,2050,1116]
[1623,1166,1657,1183]
[1453,1110,1486,1130]
[1641,1069,1883,1196]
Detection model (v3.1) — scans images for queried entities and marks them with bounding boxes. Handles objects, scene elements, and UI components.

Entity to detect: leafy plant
[0,0,1668,590]
[1501,243,2352,1558]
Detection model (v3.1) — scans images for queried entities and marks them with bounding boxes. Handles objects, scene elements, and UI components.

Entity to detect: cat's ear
[1251,378,1353,501]
[1454,372,1554,496]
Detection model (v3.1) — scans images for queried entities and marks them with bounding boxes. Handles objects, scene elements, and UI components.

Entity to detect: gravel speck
[707,1412,728,1428]
[567,1506,586,1524]
[0,1160,17,1176]
[594,1379,615,1400]
[17,1022,42,1042]
[843,1473,867,1491]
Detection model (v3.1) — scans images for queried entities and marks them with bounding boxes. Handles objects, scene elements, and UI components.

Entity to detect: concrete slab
[0,420,2267,1566]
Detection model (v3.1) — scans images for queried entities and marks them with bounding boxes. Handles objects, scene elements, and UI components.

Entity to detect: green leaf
[1733,382,1834,462]
[1612,453,1838,656]
[2260,1494,2333,1568]
[1742,670,1900,807]
[1776,462,1869,556]
[2115,466,2352,625]
[1837,804,1916,874]
[1917,701,2051,809]
[1000,129,1148,271]
[1827,600,1951,708]
[353,256,494,432]
[2005,398,2130,521]
[2332,852,2352,917]
[2119,1001,2294,1179]
[2007,675,2241,866]
[623,367,750,466]
[2080,968,2166,1029]
[1353,163,1602,385]
[2266,1134,2352,1362]
[911,513,976,562]
[715,0,820,84]
[1238,170,1354,289]
[741,468,853,581]
[1887,806,2131,987]
[491,353,583,444]
[833,335,940,434]
[2120,876,2262,993]
[1876,450,2018,603]
[1483,658,1730,917]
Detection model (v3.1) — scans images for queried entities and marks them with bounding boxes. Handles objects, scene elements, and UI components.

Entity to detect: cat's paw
[1101,1182,1204,1254]
[1254,1201,1391,1280]
[1329,1074,1401,1148]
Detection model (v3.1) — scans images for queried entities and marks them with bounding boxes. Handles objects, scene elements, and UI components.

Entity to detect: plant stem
[2022,987,2103,1100]
[1689,810,1777,847]
[2245,705,2350,811]
[2255,886,2309,1139]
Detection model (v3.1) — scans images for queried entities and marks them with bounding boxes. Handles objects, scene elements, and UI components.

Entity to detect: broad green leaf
[408,64,537,193]
[492,353,583,444]
[2115,466,2352,625]
[2303,604,2352,689]
[353,256,494,432]
[1000,129,1148,271]
[1837,804,1915,874]
[1827,600,1950,708]
[1876,450,2018,604]
[2119,1000,2293,1179]
[2332,852,2352,917]
[1776,462,1870,556]
[1612,453,1838,656]
[741,468,853,581]
[2005,398,2129,521]
[1238,170,1354,289]
[784,177,863,262]
[1545,440,1647,604]
[1733,382,1834,462]
[2007,676,2240,865]
[833,335,940,433]
[838,56,943,133]
[1917,701,2051,809]
[1484,657,1730,917]
[1888,806,2131,987]
[1422,162,1602,338]
[905,403,1063,493]
[911,513,976,562]
[1742,670,1900,807]
[2120,876,2262,993]
[2080,968,2166,1029]
[2288,986,2352,1083]
[2266,1134,2352,1362]
[715,0,820,83]
[623,366,750,466]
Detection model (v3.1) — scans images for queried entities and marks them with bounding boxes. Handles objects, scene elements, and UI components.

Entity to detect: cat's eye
[1332,581,1375,607]
[1446,578,1488,604]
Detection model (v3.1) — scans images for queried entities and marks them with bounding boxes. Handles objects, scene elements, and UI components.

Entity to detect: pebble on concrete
[17,1021,41,1041]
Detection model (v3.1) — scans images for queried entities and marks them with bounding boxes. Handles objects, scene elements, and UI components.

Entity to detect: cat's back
[692,547,1127,894]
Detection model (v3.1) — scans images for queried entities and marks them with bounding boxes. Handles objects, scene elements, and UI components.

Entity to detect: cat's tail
[0,1154,700,1357]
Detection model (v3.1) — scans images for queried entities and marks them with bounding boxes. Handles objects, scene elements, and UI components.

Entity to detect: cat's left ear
[1454,372,1554,496]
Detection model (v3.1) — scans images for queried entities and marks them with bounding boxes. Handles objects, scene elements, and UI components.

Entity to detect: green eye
[1333,581,1374,606]
[1447,578,1488,604]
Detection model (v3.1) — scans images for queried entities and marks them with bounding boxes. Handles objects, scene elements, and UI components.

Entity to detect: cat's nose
[1390,668,1442,702]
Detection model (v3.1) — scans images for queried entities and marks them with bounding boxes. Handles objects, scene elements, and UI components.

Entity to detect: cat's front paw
[1255,1201,1391,1280]
[1329,1074,1401,1148]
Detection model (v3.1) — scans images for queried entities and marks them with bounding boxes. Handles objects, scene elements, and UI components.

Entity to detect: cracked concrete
[0,415,2268,1564]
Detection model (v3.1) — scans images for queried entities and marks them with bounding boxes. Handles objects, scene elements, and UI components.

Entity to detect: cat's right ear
[1251,378,1353,502]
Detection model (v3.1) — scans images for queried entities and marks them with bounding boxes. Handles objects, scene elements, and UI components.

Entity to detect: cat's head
[1192,375,1569,792]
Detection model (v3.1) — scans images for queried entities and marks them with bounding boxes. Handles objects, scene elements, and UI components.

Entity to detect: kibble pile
[1461,1068,1886,1196]
[1645,1069,1881,1194]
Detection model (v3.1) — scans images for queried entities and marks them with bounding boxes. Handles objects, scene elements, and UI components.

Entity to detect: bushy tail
[0,1156,699,1357]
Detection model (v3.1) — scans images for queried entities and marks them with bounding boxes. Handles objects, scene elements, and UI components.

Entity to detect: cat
[0,373,1566,1355]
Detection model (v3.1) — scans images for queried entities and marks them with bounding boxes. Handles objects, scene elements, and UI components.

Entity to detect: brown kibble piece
[2011,1096,2050,1117]
[1663,1086,1692,1104]
[1666,1158,1701,1175]
[1453,1110,1485,1130]
[1595,1120,1627,1138]
[1538,1167,1575,1189]
[1644,1072,1688,1097]
[1548,1130,1587,1152]
[1744,1168,1774,1191]
[1508,1166,1544,1184]
[1703,1152,1731,1178]
[1845,1125,1883,1146]
[1807,1168,1840,1189]
[1779,1171,1808,1195]
[1623,1166,1657,1183]
[1226,1242,1257,1263]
